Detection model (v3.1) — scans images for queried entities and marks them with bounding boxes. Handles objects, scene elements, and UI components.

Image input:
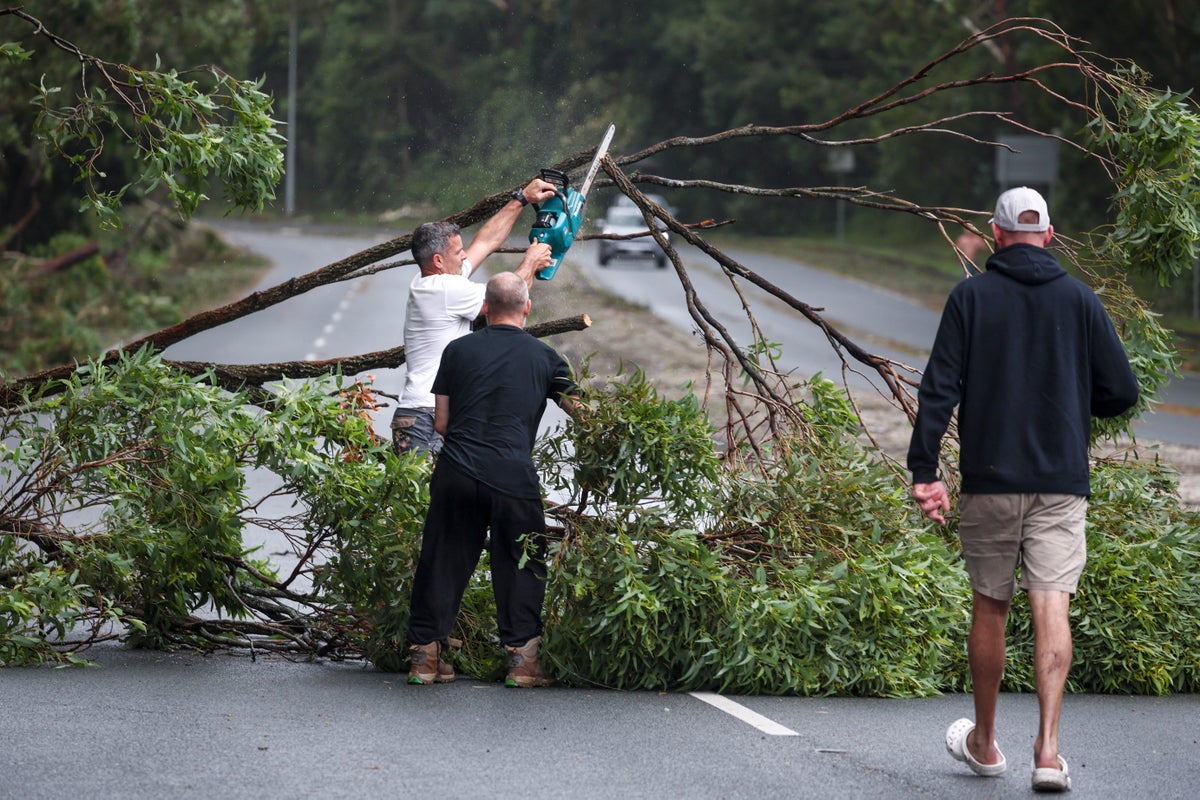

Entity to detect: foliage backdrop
[5,1,1199,241]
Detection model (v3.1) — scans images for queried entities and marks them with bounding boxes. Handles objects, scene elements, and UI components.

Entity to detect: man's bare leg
[1028,588,1072,770]
[967,590,1011,765]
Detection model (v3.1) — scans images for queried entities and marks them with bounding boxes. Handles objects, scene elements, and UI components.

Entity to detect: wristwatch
[510,188,528,207]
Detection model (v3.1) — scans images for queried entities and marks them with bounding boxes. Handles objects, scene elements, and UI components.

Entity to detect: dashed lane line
[305,288,362,362]
[688,691,799,736]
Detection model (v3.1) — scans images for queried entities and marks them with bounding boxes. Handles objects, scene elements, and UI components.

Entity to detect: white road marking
[688,692,798,736]
[308,277,369,360]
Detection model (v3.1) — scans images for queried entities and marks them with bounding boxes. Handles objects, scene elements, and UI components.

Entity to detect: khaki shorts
[958,493,1088,600]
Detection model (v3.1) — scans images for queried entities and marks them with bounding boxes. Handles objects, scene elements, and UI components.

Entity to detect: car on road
[609,192,675,215]
[596,204,669,268]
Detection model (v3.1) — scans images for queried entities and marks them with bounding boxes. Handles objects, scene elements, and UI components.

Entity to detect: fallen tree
[3,18,1199,694]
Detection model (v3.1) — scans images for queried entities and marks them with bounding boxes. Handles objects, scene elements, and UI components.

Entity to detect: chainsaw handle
[532,169,568,215]
[539,168,569,190]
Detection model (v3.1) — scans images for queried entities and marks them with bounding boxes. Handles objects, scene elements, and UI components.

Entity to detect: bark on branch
[156,314,593,401]
[25,243,100,277]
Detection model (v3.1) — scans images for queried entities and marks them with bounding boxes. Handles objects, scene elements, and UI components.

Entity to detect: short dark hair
[411,221,460,268]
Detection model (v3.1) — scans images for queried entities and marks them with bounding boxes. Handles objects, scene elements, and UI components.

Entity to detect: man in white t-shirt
[391,177,557,455]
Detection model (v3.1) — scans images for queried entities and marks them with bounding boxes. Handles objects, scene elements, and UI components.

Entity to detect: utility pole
[285,0,298,217]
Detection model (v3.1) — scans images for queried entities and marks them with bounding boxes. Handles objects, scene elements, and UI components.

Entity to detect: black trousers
[405,459,548,648]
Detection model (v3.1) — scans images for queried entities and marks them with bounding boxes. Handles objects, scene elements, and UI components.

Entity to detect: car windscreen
[606,209,644,227]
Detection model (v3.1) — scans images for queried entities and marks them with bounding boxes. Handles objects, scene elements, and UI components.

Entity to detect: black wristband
[510,188,528,207]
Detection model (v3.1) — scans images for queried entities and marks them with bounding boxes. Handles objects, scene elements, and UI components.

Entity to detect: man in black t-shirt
[405,271,577,688]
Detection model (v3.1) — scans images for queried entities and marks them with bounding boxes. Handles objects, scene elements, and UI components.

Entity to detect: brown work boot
[407,641,455,685]
[504,636,550,688]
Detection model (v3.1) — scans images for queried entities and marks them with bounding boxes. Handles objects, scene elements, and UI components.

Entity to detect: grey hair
[485,271,529,315]
[411,221,461,267]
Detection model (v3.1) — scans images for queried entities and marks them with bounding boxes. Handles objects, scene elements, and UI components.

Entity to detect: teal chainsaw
[530,123,615,280]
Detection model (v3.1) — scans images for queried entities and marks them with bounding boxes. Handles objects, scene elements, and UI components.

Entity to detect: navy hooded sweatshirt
[907,243,1139,496]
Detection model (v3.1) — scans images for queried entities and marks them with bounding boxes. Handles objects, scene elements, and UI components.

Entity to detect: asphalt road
[6,222,1196,800]
[3,642,1199,799]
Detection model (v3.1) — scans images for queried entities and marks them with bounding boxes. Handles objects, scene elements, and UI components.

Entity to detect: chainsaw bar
[578,123,616,201]
[529,123,615,281]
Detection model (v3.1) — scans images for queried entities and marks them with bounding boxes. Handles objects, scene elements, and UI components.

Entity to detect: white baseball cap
[990,186,1050,232]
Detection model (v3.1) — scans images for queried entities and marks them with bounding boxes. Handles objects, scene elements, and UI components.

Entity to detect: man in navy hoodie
[907,187,1138,793]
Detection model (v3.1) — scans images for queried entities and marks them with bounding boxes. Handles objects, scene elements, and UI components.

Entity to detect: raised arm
[463,177,557,270]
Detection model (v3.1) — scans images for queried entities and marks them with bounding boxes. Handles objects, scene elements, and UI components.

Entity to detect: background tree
[246,0,1196,240]
[0,1,278,244]
[0,4,284,372]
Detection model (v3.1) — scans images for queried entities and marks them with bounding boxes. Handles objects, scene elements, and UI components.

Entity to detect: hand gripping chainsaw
[529,123,615,280]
